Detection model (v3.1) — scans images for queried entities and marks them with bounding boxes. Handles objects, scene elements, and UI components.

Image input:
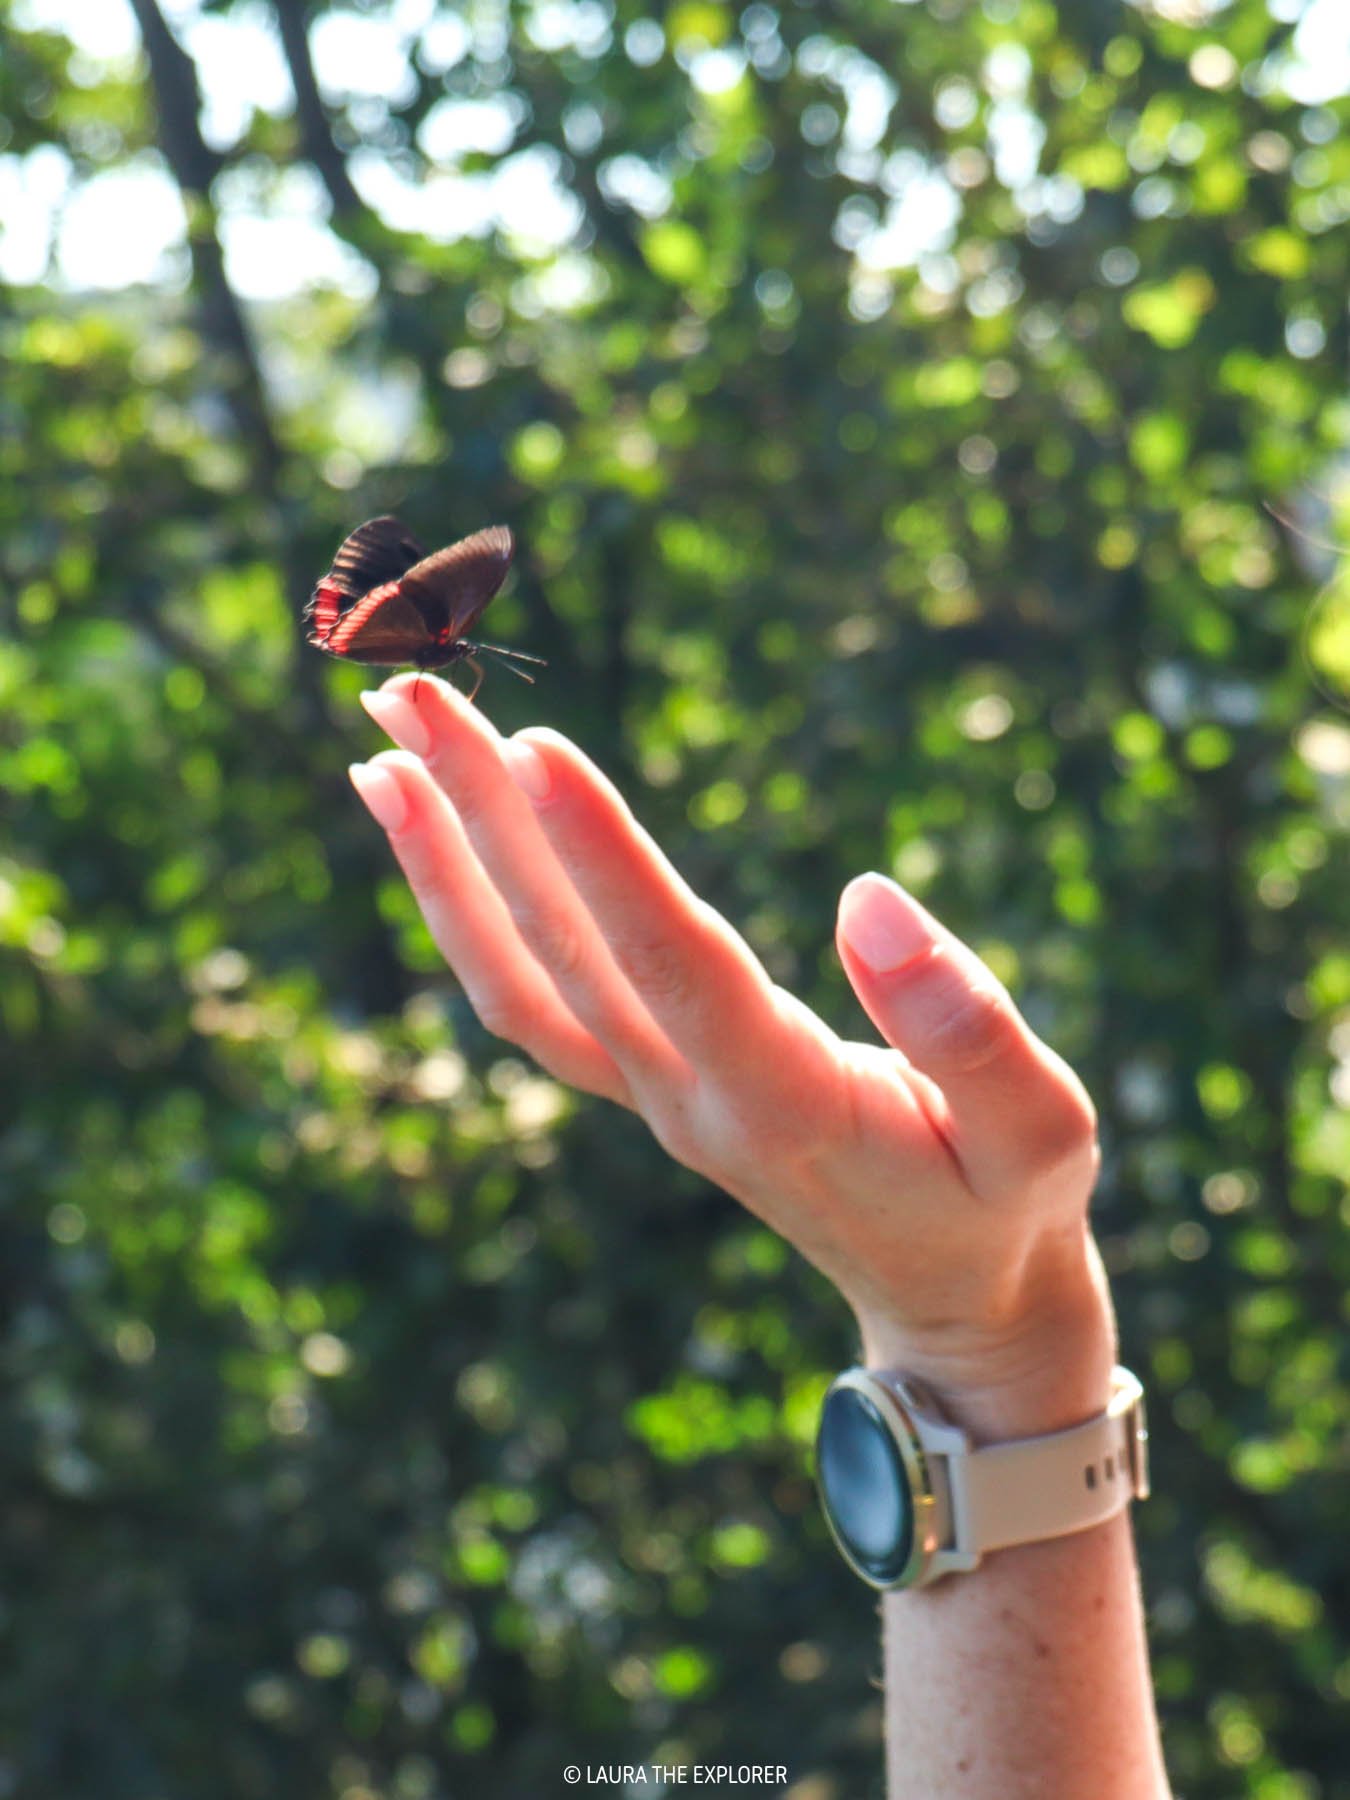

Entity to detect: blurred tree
[0,0,1347,1795]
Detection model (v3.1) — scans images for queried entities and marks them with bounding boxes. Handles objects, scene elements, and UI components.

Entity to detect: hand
[350,674,1117,1437]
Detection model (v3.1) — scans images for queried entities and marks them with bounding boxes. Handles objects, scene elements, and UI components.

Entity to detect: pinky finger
[350,754,633,1108]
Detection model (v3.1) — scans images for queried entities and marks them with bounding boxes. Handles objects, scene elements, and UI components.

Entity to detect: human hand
[350,674,1116,1438]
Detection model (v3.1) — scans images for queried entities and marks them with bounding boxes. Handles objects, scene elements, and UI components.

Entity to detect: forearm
[861,1300,1171,1800]
[881,1513,1169,1799]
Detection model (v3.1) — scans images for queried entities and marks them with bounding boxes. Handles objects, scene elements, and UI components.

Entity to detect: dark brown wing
[400,525,514,639]
[325,516,426,600]
[320,587,436,665]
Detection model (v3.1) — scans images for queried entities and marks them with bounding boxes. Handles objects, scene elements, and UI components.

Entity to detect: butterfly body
[304,516,543,696]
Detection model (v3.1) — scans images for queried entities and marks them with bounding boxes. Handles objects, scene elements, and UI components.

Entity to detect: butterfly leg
[464,657,485,704]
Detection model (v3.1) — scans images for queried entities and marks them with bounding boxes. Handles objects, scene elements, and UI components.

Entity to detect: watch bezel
[815,1369,942,1591]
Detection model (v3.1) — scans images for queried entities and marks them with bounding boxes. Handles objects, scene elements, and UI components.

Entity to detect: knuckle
[649,1116,699,1170]
[611,932,689,1005]
[699,1086,823,1185]
[417,897,461,963]
[918,975,1019,1075]
[632,1079,705,1172]
[1026,1086,1100,1183]
[514,902,588,984]
[469,990,526,1045]
[425,751,485,826]
[392,827,438,895]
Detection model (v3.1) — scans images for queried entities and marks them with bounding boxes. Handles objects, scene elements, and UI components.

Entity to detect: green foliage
[1,0,1348,1796]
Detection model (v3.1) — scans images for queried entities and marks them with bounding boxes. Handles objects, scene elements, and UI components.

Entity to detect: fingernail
[349,761,409,834]
[360,687,432,758]
[839,873,932,973]
[502,737,551,802]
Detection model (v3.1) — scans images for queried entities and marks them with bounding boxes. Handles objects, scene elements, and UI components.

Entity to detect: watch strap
[949,1367,1149,1560]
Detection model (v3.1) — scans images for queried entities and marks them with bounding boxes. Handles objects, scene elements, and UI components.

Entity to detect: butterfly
[304,515,544,701]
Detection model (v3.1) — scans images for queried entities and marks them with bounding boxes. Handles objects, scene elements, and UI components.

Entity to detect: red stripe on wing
[321,581,436,665]
[303,578,346,645]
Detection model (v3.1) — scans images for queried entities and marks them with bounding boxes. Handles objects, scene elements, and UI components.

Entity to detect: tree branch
[124,0,222,196]
[126,0,282,486]
[271,0,364,220]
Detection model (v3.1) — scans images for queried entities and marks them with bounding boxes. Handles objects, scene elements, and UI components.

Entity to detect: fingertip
[837,870,886,918]
[349,758,410,834]
[837,872,935,976]
[512,724,571,750]
[510,726,609,796]
[360,686,432,757]
[502,735,552,803]
[366,746,425,776]
[379,669,434,700]
[372,670,426,716]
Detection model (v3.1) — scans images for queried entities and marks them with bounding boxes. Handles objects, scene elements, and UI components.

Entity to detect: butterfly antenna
[1263,498,1348,559]
[473,641,547,679]
[488,656,536,687]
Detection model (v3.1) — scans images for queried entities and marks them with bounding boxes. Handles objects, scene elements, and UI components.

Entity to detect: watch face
[817,1384,915,1586]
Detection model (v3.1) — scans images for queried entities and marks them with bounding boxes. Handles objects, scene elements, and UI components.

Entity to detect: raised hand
[350,672,1114,1435]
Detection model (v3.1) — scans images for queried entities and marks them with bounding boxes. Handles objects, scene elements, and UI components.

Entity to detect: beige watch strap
[948,1367,1150,1560]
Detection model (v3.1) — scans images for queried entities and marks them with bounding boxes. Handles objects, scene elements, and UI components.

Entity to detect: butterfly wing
[400,525,514,640]
[317,585,436,666]
[304,516,427,645]
[325,516,426,599]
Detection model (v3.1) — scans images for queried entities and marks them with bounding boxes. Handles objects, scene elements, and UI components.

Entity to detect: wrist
[851,1227,1119,1439]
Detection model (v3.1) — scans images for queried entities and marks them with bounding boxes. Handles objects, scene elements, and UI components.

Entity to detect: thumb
[836,872,1098,1202]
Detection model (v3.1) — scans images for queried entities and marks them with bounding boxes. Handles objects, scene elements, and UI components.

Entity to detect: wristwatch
[815,1365,1149,1589]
